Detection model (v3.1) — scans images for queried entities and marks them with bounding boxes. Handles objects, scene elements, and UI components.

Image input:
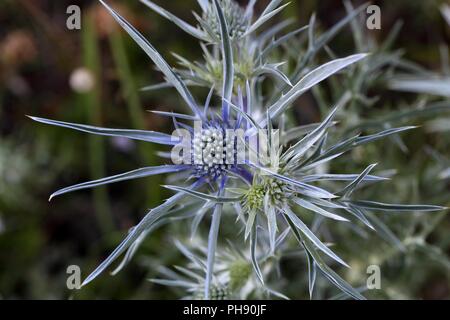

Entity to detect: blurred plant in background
[0,0,449,300]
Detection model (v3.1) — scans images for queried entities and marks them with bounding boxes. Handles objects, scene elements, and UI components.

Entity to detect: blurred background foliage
[0,0,449,299]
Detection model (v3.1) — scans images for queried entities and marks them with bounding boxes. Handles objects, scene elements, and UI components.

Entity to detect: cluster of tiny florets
[243,185,265,211]
[243,178,290,211]
[194,284,232,300]
[203,0,249,39]
[192,128,236,178]
[267,180,288,204]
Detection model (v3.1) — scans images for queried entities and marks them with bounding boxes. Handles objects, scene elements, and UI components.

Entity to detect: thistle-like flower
[151,239,288,300]
[141,0,300,94]
[201,0,249,40]
[29,0,447,300]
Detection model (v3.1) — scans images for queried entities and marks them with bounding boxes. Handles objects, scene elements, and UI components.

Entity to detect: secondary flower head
[141,0,298,94]
[243,177,290,211]
[202,0,249,40]
[151,240,287,299]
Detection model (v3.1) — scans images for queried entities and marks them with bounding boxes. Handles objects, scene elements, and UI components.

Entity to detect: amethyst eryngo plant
[30,0,446,299]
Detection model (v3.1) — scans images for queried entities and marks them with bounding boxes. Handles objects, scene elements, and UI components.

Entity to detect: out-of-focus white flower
[442,4,450,26]
[69,67,95,93]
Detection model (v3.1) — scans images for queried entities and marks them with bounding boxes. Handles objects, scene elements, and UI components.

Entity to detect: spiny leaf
[315,126,416,162]
[265,53,367,122]
[205,192,223,299]
[82,189,193,287]
[265,194,278,254]
[284,214,365,300]
[226,98,261,129]
[150,110,199,121]
[293,197,349,222]
[50,165,189,201]
[250,225,265,284]
[245,1,290,36]
[28,116,177,145]
[338,163,378,198]
[254,64,293,86]
[261,25,309,60]
[282,102,343,163]
[214,0,234,104]
[140,0,208,40]
[283,206,349,268]
[300,174,389,183]
[163,185,242,203]
[99,0,204,119]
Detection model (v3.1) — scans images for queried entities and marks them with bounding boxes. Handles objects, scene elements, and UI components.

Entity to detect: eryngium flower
[29,0,447,300]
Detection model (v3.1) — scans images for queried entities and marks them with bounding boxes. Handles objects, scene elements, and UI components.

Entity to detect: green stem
[108,30,160,207]
[0,88,4,120]
[82,14,114,234]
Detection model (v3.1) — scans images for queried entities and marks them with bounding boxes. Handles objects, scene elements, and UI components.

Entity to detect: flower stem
[82,13,114,234]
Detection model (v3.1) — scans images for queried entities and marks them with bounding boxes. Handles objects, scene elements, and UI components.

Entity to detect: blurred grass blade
[366,213,405,251]
[389,77,450,97]
[109,28,162,206]
[82,13,113,234]
[347,200,447,212]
